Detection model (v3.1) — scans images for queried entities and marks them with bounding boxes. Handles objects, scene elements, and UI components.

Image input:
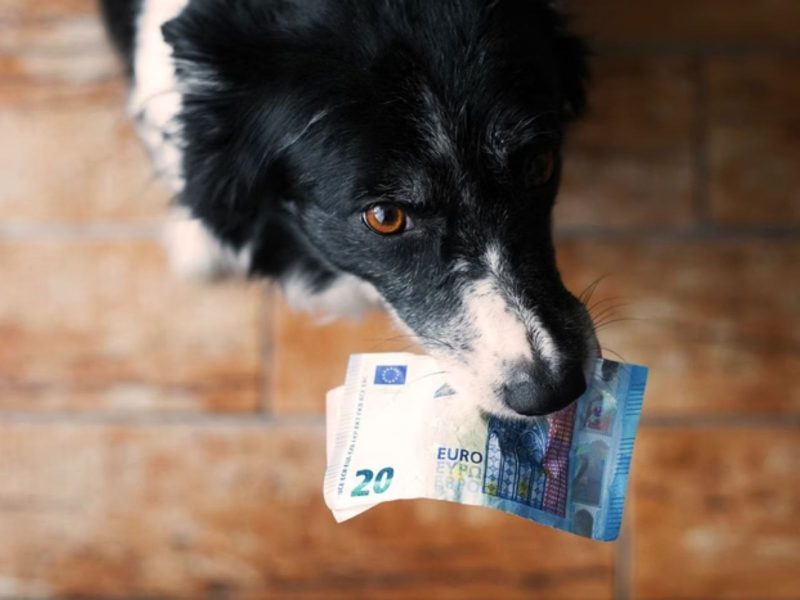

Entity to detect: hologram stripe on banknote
[600,363,647,540]
[482,404,576,517]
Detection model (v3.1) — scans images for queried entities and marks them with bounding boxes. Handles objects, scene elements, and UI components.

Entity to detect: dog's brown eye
[362,203,410,235]
[526,149,556,187]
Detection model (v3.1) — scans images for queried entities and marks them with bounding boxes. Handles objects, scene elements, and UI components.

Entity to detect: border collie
[99,0,596,418]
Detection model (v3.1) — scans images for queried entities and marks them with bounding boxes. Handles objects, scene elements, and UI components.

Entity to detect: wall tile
[556,55,695,230]
[0,422,614,599]
[708,56,800,226]
[0,240,266,413]
[631,427,800,599]
[557,239,800,417]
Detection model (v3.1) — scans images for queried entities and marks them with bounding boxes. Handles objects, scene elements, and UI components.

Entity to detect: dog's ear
[160,1,353,248]
[546,2,590,121]
[553,28,590,120]
[489,0,590,121]
[160,3,274,247]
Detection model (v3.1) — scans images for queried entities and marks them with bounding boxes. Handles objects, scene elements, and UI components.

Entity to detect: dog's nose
[502,360,587,416]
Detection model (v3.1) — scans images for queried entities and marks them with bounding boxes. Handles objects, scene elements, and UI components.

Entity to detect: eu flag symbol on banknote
[374,365,407,385]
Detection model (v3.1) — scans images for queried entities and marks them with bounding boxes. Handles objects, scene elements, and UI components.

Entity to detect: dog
[99,0,596,419]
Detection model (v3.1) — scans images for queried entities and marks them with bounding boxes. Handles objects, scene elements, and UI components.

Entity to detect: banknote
[323,353,648,541]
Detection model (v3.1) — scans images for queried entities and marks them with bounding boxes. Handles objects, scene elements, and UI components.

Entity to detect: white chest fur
[129,0,189,194]
[129,0,248,280]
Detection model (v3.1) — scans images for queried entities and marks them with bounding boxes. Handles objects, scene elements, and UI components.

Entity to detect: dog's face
[165,0,595,417]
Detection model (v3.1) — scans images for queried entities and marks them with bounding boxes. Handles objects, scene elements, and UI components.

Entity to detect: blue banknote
[324,353,648,541]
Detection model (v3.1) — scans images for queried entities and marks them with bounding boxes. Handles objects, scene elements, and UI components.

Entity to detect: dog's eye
[362,203,412,235]
[525,149,556,187]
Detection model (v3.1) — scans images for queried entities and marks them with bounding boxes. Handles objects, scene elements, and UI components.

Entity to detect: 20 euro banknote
[324,353,648,541]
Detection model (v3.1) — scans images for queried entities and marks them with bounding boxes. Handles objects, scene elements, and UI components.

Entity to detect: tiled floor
[1,1,798,599]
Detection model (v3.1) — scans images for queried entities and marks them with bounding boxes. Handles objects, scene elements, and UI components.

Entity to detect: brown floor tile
[0,0,94,22]
[0,0,124,105]
[0,2,163,224]
[0,422,613,599]
[0,239,266,413]
[271,299,419,415]
[557,238,800,417]
[631,427,800,599]
[708,55,800,226]
[556,55,696,230]
[0,93,168,225]
[569,0,800,46]
[1,4,110,56]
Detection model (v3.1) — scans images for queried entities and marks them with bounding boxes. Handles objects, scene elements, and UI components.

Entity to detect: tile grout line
[554,224,800,241]
[0,223,161,240]
[0,410,325,428]
[589,41,800,58]
[259,285,278,416]
[1,409,798,428]
[613,517,633,600]
[641,413,800,428]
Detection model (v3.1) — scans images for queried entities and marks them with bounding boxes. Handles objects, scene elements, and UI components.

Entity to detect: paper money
[323,353,648,541]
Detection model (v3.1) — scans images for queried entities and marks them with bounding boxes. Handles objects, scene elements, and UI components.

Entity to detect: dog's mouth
[404,283,599,419]
[374,241,599,419]
[431,331,599,420]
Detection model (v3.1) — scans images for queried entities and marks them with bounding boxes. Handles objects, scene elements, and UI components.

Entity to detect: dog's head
[164,0,595,417]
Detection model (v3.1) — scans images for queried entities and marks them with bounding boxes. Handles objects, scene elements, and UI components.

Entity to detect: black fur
[101,0,595,416]
[98,0,143,75]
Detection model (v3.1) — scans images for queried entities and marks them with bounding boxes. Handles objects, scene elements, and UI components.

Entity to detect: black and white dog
[100,0,596,418]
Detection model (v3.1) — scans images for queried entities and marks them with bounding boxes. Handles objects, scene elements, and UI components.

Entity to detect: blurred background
[1,0,798,598]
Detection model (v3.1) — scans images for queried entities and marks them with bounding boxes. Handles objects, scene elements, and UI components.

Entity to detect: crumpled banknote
[324,353,648,541]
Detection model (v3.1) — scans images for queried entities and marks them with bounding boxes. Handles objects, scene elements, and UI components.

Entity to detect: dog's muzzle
[501,358,588,416]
